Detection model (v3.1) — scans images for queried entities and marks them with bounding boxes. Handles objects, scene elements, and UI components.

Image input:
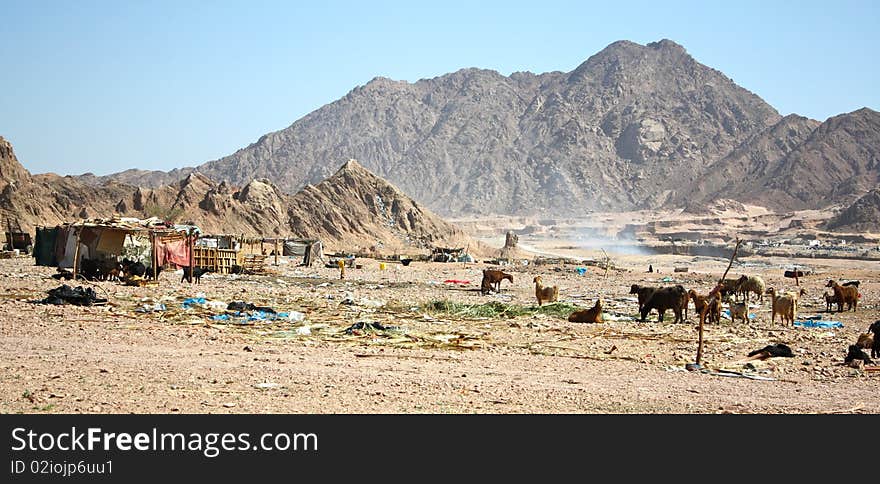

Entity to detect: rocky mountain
[96,39,786,215]
[0,138,476,251]
[825,187,880,232]
[286,160,473,251]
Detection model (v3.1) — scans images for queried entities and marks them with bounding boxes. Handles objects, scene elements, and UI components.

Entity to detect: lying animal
[568,298,603,323]
[844,344,874,366]
[533,276,558,306]
[481,269,513,295]
[747,343,794,359]
[182,266,213,284]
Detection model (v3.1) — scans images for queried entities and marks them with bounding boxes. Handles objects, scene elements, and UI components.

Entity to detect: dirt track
[1,254,878,414]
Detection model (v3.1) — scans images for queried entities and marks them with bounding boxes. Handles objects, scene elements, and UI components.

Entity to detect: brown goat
[533,276,558,306]
[481,269,513,295]
[568,298,603,323]
[823,291,839,312]
[766,288,796,326]
[688,289,720,325]
[826,280,858,312]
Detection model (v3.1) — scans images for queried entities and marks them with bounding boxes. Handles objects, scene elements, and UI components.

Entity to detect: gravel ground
[1,254,878,414]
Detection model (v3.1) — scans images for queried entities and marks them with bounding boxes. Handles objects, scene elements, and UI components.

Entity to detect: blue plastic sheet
[181,297,206,309]
[793,320,843,328]
[211,311,289,323]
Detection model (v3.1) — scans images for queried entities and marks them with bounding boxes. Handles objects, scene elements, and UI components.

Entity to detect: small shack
[34,218,197,281]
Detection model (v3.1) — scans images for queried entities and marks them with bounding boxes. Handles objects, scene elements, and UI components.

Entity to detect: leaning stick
[694,237,741,367]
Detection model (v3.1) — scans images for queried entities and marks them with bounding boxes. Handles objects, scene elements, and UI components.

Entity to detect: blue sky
[1,0,877,175]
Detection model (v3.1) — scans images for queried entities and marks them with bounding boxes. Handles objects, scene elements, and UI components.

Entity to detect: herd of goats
[480,268,879,362]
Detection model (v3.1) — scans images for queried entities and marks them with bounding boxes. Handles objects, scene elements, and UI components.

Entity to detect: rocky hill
[0,138,476,252]
[97,39,788,215]
[825,188,880,233]
[286,160,473,251]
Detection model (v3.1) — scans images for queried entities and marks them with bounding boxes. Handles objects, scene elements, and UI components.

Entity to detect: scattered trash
[703,369,776,381]
[747,343,794,359]
[288,311,306,322]
[344,321,399,335]
[722,310,756,320]
[136,302,167,313]
[295,326,311,335]
[443,279,471,285]
[227,301,276,313]
[575,267,587,276]
[661,276,674,283]
[793,320,843,328]
[181,297,206,309]
[40,285,107,306]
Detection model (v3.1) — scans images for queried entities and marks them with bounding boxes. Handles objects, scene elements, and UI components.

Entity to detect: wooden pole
[275,238,279,266]
[71,226,82,280]
[152,232,158,281]
[188,228,195,283]
[693,237,742,369]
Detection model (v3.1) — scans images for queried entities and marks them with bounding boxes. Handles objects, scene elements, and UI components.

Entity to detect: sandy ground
[1,248,878,415]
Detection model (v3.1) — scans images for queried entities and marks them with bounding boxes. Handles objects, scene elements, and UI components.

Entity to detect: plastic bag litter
[295,326,311,335]
[181,297,207,309]
[287,311,306,322]
[204,300,228,311]
[136,303,167,313]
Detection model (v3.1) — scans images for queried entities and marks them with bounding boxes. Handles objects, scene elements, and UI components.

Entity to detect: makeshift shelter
[34,218,197,281]
[282,238,324,267]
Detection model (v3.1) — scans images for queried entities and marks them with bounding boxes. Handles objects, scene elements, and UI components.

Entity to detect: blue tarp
[793,320,843,328]
[211,311,290,323]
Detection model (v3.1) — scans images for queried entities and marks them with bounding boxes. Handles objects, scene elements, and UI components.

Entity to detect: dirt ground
[1,249,878,414]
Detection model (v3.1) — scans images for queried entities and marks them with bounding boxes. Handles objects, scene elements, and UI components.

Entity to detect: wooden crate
[242,254,267,274]
[193,247,243,274]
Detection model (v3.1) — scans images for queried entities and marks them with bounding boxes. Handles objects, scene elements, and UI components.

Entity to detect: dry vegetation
[1,247,878,414]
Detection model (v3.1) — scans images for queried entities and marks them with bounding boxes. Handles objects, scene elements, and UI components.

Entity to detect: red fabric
[156,238,190,267]
[443,279,470,285]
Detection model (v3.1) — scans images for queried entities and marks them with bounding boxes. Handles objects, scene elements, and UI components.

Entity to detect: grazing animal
[765,288,796,326]
[52,268,74,280]
[640,285,687,324]
[842,280,860,288]
[693,288,723,325]
[481,269,513,295]
[696,283,724,327]
[182,266,213,284]
[121,258,147,278]
[95,259,122,281]
[568,298,603,323]
[869,321,880,359]
[144,266,164,280]
[533,276,558,306]
[79,258,101,281]
[727,300,749,324]
[629,284,657,314]
[823,292,839,312]
[735,275,765,304]
[825,280,858,312]
[719,278,742,301]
